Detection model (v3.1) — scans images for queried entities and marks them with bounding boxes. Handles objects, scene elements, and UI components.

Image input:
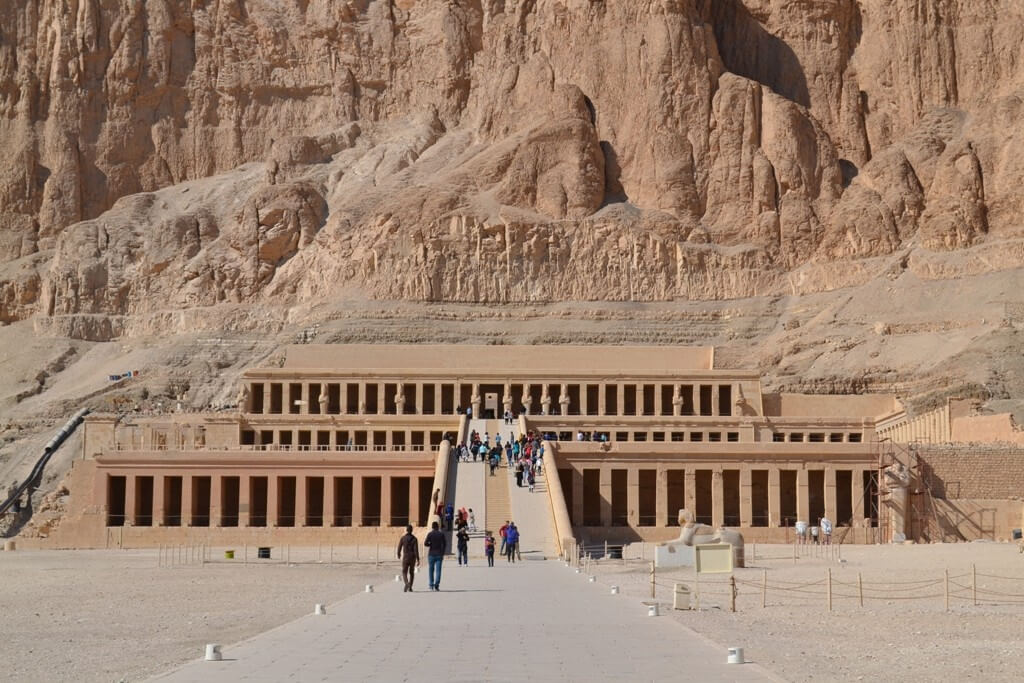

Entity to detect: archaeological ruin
[47,343,1004,551]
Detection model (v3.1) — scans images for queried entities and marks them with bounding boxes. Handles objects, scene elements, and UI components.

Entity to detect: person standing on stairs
[396,524,420,592]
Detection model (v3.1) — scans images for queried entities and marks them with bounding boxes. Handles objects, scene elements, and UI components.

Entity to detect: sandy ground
[0,549,393,682]
[586,542,1024,682]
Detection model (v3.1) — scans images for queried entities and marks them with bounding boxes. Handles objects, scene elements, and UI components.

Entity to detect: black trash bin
[257,546,272,559]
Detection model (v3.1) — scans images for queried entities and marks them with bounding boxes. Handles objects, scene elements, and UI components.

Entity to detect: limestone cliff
[0,0,1021,325]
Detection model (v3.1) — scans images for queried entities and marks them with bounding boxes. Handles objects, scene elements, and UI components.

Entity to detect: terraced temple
[51,344,916,549]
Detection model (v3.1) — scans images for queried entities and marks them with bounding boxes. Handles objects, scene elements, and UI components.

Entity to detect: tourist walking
[396,524,420,592]
[505,522,520,563]
[457,527,470,566]
[499,521,509,555]
[468,508,476,532]
[424,521,447,591]
[484,532,496,566]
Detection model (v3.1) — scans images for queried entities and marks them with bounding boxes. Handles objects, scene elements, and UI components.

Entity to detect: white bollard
[610,585,619,595]
[365,584,374,593]
[588,575,596,583]
[727,647,745,664]
[205,644,222,661]
[648,604,659,617]
[314,603,326,615]
[395,574,401,582]
[575,568,581,574]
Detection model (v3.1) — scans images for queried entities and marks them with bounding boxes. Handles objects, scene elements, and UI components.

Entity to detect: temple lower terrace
[41,343,992,551]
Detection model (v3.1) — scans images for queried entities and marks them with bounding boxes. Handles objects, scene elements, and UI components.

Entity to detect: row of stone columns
[249,428,441,450]
[249,380,735,417]
[110,473,426,528]
[568,466,869,528]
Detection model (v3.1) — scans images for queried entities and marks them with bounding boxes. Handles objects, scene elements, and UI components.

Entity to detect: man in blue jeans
[424,521,447,591]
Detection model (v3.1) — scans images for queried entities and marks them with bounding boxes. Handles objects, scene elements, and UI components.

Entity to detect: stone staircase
[484,457,513,536]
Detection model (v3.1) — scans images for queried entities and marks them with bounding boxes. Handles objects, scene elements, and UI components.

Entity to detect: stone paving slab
[156,560,778,682]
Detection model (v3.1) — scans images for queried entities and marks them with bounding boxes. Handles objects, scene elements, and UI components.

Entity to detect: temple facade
[49,345,900,549]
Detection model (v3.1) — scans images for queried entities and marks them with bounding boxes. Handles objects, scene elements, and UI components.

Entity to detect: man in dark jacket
[396,524,420,592]
[424,521,447,591]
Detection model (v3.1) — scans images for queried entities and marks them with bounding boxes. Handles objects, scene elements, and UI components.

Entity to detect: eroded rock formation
[0,0,1020,330]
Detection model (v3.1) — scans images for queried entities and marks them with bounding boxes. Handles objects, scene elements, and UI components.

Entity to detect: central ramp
[158,562,773,682]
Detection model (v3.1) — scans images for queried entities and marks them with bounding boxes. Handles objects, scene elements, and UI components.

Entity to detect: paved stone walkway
[157,561,776,682]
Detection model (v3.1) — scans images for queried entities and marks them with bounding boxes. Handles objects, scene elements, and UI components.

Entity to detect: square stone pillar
[352,476,363,527]
[324,476,336,527]
[598,383,607,416]
[616,384,625,417]
[301,382,310,415]
[238,475,251,527]
[768,468,781,527]
[654,385,663,416]
[852,469,866,526]
[627,468,639,527]
[210,475,223,527]
[711,385,720,417]
[264,382,272,414]
[296,477,308,527]
[181,476,194,527]
[125,476,138,526]
[381,476,392,527]
[711,469,724,528]
[409,477,421,527]
[599,467,612,527]
[377,383,385,414]
[739,468,753,527]
[579,384,588,417]
[655,465,668,527]
[635,385,644,416]
[339,382,348,415]
[572,468,584,526]
[684,468,696,516]
[434,383,443,416]
[797,469,810,523]
[825,467,838,522]
[267,476,279,527]
[153,475,166,527]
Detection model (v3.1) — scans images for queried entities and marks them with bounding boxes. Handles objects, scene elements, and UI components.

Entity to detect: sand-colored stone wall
[917,445,1024,500]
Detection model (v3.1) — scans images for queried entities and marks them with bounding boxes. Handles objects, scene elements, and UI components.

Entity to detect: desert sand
[588,542,1024,682]
[0,549,392,682]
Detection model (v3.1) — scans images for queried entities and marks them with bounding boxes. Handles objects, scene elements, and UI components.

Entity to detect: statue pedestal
[655,543,695,568]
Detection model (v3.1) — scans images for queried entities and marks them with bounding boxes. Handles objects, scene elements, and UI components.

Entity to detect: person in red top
[499,521,509,556]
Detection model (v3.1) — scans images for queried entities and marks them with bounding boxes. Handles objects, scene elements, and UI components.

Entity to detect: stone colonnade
[247,379,737,418]
[105,472,435,530]
[564,463,874,529]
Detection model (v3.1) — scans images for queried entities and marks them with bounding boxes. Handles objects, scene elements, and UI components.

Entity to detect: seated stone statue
[656,508,745,568]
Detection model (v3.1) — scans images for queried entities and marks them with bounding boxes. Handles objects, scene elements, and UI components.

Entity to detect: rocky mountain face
[0,1,1020,367]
